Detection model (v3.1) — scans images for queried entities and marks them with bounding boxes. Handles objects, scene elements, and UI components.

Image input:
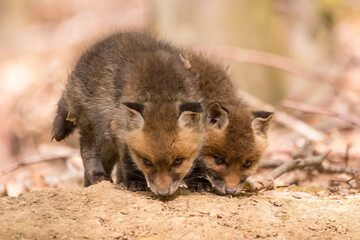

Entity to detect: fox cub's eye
[143,158,153,166]
[214,156,225,165]
[173,158,184,166]
[243,160,252,168]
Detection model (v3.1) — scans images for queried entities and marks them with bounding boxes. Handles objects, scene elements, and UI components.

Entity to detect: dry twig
[250,139,358,192]
[202,45,360,93]
[246,152,330,192]
[344,144,351,166]
[355,173,360,190]
[0,150,80,177]
[259,159,284,169]
[319,161,356,175]
[259,157,356,175]
[282,100,360,127]
[292,140,314,159]
[330,178,356,189]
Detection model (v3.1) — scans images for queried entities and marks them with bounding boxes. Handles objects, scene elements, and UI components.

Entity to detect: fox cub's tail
[52,96,77,142]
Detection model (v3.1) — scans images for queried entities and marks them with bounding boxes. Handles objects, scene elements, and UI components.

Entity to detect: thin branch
[292,140,314,159]
[205,46,324,81]
[259,159,285,169]
[355,173,360,190]
[344,144,351,166]
[259,158,356,175]
[0,149,80,177]
[282,100,360,126]
[265,149,360,160]
[319,162,356,175]
[201,45,360,93]
[330,178,356,189]
[246,152,330,192]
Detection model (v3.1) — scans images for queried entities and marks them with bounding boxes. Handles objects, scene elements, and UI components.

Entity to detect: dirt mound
[0,181,359,239]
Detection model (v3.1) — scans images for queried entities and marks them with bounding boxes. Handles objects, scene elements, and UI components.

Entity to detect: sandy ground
[0,181,359,240]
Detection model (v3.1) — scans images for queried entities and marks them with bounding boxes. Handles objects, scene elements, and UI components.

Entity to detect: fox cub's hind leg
[52,95,76,142]
[80,133,113,187]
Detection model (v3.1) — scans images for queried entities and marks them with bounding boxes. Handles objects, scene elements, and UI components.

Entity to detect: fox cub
[184,53,273,195]
[52,32,204,197]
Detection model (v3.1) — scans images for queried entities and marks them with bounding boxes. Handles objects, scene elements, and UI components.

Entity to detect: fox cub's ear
[252,111,274,137]
[123,102,145,131]
[178,102,203,129]
[206,103,229,130]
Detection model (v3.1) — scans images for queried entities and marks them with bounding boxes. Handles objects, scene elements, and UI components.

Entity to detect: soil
[0,181,359,240]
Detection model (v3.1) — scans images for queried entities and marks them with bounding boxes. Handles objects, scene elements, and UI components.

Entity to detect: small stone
[6,181,26,197]
[111,232,123,238]
[120,210,129,215]
[291,192,312,199]
[255,229,269,238]
[337,225,348,234]
[272,201,283,207]
[309,224,322,231]
[209,212,217,218]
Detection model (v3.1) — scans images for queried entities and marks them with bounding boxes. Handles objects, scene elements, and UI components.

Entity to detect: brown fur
[183,52,273,195]
[124,103,203,195]
[52,32,204,197]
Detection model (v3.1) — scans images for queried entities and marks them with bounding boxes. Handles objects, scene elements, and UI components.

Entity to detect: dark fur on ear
[252,111,274,137]
[178,102,203,129]
[252,111,273,120]
[179,102,203,116]
[206,102,229,130]
[122,102,145,131]
[123,102,145,116]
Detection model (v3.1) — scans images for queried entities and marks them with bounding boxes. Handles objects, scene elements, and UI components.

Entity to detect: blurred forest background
[0,0,359,197]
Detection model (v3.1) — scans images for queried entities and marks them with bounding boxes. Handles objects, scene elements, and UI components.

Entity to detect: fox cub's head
[202,103,273,195]
[123,101,204,197]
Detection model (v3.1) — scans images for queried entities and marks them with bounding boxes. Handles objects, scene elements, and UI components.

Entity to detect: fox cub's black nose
[225,188,236,195]
[157,189,170,197]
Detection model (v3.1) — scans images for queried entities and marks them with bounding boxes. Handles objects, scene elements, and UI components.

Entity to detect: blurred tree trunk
[150,0,285,105]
